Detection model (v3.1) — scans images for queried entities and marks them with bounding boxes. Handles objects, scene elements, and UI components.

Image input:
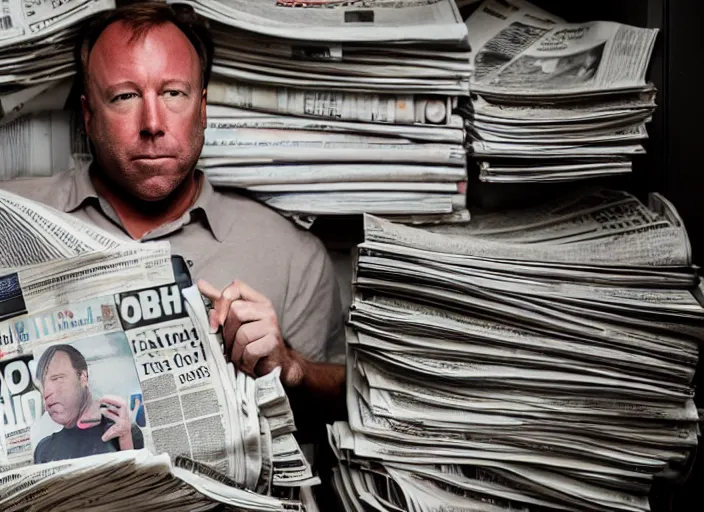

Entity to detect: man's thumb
[101,426,118,443]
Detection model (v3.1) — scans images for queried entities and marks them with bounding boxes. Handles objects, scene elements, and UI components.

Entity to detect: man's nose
[140,93,165,139]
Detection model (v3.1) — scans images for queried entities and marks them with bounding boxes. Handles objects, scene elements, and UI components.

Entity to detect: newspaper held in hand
[0,190,311,510]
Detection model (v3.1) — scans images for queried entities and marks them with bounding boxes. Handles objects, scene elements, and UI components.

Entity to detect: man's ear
[81,95,92,139]
[79,370,88,388]
[201,88,207,129]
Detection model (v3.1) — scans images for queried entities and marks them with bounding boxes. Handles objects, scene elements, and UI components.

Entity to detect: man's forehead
[46,350,71,369]
[88,21,199,85]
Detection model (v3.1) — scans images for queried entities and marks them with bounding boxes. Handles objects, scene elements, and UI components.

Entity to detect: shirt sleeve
[131,424,145,450]
[280,233,346,364]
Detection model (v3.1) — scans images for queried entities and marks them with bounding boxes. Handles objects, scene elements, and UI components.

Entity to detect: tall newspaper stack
[330,189,703,511]
[166,0,472,226]
[0,190,314,511]
[462,0,658,183]
[0,0,114,181]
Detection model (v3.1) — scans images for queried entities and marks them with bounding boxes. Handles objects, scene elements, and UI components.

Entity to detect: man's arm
[288,348,345,404]
[279,238,348,429]
[285,355,346,443]
[289,351,345,402]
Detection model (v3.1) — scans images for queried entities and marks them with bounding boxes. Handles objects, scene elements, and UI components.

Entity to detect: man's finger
[196,279,221,301]
[198,280,224,332]
[230,320,271,363]
[199,279,239,332]
[254,358,279,378]
[99,395,126,408]
[229,300,278,325]
[222,301,275,353]
[222,302,246,355]
[231,280,270,305]
[101,425,120,443]
[240,334,279,375]
[211,281,244,332]
[101,407,121,422]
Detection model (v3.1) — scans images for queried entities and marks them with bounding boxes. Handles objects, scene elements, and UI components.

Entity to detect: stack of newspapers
[330,189,703,511]
[0,190,313,511]
[463,0,658,183]
[167,0,471,226]
[0,0,114,180]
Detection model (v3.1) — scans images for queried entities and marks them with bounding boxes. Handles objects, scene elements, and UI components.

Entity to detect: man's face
[41,351,88,427]
[82,21,207,201]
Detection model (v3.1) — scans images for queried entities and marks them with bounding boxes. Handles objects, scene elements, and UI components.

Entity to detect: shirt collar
[62,164,230,242]
[189,172,232,242]
[62,163,99,213]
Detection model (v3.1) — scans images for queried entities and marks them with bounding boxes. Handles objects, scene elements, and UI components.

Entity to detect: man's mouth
[133,155,174,160]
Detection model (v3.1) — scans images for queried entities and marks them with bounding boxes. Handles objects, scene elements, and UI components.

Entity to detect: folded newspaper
[186,0,472,227]
[0,189,314,511]
[0,0,115,181]
[0,0,115,107]
[331,188,703,512]
[461,0,658,183]
[166,0,469,44]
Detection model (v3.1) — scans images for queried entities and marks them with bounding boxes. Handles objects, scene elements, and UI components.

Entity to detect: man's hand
[100,395,140,450]
[197,279,305,387]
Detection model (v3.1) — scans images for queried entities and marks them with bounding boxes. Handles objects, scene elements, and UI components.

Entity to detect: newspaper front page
[0,274,240,474]
[468,0,657,96]
[0,191,310,510]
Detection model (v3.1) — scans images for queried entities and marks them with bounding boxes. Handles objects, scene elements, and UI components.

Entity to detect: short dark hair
[77,1,214,95]
[36,345,88,384]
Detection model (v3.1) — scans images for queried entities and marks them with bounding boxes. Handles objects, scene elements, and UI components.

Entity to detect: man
[33,344,144,464]
[2,2,346,431]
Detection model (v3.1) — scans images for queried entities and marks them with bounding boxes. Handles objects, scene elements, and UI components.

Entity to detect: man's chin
[133,188,178,202]
[129,173,191,203]
[128,177,185,203]
[48,412,67,426]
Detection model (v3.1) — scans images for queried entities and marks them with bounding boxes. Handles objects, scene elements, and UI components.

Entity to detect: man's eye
[166,90,184,98]
[112,93,136,102]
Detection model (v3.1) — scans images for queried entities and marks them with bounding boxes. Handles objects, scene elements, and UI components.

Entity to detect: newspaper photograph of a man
[31,333,145,464]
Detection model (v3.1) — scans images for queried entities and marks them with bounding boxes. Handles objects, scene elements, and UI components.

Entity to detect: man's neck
[67,395,95,429]
[91,168,202,240]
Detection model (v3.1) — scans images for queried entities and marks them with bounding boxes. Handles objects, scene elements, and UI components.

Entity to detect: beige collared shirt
[1,167,346,364]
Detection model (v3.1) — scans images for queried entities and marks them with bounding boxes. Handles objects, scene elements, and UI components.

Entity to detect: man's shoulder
[0,171,73,208]
[35,432,54,450]
[212,188,326,254]
[33,431,57,462]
